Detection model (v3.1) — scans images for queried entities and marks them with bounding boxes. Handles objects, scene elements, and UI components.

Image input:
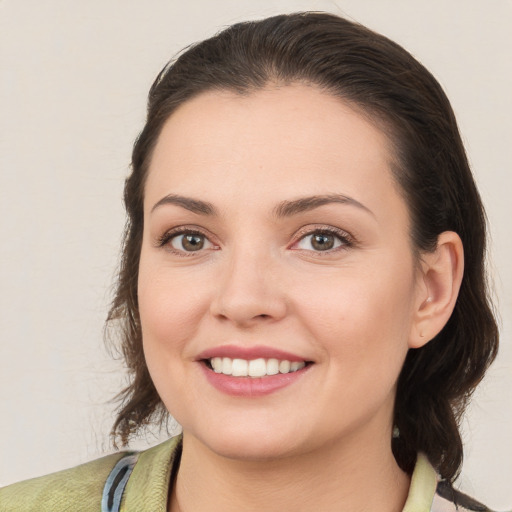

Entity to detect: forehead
[144,84,403,219]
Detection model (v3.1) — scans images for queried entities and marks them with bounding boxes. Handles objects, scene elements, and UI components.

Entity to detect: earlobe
[409,231,464,349]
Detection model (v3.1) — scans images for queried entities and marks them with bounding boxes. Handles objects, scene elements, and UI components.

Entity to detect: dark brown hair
[107,12,498,481]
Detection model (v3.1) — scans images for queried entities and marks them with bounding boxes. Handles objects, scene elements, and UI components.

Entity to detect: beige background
[0,0,510,508]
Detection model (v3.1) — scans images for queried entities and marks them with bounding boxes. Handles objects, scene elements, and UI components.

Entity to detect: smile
[207,357,307,377]
[197,346,313,396]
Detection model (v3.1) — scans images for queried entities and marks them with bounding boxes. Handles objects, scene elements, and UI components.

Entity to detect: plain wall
[0,0,510,508]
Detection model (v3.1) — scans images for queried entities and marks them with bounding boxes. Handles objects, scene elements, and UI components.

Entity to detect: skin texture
[138,84,463,512]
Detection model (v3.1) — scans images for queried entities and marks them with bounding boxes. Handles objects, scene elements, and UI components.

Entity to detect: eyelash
[292,225,354,254]
[156,227,215,257]
[156,225,354,257]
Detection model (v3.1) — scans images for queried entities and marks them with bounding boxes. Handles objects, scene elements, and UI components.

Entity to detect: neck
[169,426,410,512]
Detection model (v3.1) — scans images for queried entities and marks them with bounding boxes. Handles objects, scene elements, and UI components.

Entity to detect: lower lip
[200,363,311,397]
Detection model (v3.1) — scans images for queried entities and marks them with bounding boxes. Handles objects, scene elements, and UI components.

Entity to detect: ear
[409,231,464,349]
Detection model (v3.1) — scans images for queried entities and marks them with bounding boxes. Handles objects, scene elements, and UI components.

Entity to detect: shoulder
[404,454,507,512]
[0,450,128,511]
[0,451,130,511]
[0,436,182,512]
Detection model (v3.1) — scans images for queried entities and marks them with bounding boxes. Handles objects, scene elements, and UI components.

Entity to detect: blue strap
[101,453,139,512]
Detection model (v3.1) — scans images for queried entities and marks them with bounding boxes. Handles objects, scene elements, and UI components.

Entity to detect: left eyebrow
[272,194,374,218]
[150,193,218,216]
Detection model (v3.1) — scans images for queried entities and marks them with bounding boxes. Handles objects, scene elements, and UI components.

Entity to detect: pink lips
[197,344,308,362]
[197,344,312,397]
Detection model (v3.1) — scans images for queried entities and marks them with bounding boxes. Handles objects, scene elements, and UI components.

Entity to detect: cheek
[137,262,211,359]
[137,263,214,413]
[292,260,416,365]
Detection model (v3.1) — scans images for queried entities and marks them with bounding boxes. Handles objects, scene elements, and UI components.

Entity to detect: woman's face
[138,84,426,460]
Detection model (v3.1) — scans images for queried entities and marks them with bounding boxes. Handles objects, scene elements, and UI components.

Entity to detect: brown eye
[171,233,210,252]
[295,230,347,252]
[311,233,335,251]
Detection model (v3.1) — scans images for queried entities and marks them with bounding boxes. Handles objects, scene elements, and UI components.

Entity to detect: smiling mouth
[203,357,312,378]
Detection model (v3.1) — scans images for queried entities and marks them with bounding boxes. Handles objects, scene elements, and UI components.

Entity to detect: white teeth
[248,358,267,377]
[231,358,248,376]
[279,360,291,373]
[267,358,279,375]
[290,361,303,372]
[211,357,222,373]
[221,357,232,375]
[207,357,307,377]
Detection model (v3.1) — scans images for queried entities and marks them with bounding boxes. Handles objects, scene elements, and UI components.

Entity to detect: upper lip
[196,345,311,363]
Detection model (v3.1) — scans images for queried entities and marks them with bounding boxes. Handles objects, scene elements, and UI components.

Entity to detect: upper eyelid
[160,225,212,238]
[292,225,354,242]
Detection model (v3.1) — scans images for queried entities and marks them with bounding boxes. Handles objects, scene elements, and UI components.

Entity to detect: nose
[209,246,288,328]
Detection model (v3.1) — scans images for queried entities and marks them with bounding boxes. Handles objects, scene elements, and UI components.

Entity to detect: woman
[0,12,503,512]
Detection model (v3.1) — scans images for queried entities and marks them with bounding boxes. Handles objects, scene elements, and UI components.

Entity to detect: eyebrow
[151,193,373,218]
[273,194,374,218]
[151,194,218,216]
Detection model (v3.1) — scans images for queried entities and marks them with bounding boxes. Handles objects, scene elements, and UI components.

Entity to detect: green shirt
[0,435,500,511]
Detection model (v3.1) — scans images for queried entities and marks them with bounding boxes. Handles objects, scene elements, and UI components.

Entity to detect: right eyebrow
[272,193,374,218]
[150,194,218,216]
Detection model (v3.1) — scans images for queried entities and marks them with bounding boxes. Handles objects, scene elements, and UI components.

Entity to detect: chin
[185,419,308,462]
[207,437,298,462]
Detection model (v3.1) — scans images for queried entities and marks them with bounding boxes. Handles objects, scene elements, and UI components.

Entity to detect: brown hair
[107,12,498,481]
